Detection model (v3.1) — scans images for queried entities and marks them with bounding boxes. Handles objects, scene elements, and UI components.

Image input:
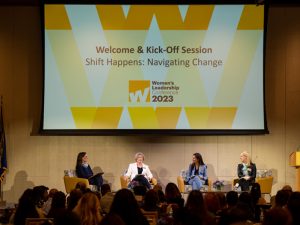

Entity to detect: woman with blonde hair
[237,151,256,191]
[73,192,102,225]
[125,152,153,189]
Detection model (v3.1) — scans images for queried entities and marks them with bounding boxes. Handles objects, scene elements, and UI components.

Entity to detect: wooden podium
[289,151,300,191]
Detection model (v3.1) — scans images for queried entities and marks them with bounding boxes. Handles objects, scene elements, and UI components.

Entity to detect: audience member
[73,192,102,225]
[282,185,293,192]
[32,185,49,209]
[174,190,215,225]
[226,191,239,208]
[153,184,167,204]
[271,184,293,207]
[75,181,89,193]
[100,184,114,215]
[263,207,292,225]
[67,188,83,211]
[109,188,149,225]
[142,189,160,212]
[165,182,184,209]
[55,210,81,225]
[287,191,300,225]
[274,190,291,208]
[99,213,126,225]
[219,191,239,225]
[250,182,266,222]
[204,192,221,216]
[42,188,58,215]
[226,203,253,225]
[47,191,67,222]
[13,189,44,225]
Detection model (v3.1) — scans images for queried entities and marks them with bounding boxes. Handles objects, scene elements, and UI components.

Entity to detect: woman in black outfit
[237,151,256,191]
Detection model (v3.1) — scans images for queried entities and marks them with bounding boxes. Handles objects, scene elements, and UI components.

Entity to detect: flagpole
[0,96,6,205]
[0,96,1,202]
[0,95,3,204]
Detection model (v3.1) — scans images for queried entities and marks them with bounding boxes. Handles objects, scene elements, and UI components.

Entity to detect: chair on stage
[25,218,54,225]
[120,175,157,189]
[177,176,212,193]
[64,176,90,194]
[232,169,273,196]
[63,169,95,194]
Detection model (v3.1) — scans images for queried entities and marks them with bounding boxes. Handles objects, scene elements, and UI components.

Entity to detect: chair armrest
[120,175,129,189]
[151,177,157,185]
[177,176,185,193]
[207,178,212,191]
[232,178,239,189]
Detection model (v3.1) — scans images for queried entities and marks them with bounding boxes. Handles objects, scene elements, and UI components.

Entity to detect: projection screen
[42,3,268,135]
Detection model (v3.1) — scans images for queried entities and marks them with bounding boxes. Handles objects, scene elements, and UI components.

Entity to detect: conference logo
[129,80,150,103]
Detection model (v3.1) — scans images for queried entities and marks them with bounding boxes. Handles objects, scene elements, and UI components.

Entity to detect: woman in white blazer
[125,152,153,189]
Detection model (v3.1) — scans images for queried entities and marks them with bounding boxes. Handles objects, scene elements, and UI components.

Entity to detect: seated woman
[237,151,256,191]
[75,152,103,191]
[185,153,208,190]
[125,152,153,190]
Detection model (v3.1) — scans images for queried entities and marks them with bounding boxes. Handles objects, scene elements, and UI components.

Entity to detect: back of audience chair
[142,211,158,225]
[25,218,54,225]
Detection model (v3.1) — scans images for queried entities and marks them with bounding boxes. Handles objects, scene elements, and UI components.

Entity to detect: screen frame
[40,0,269,136]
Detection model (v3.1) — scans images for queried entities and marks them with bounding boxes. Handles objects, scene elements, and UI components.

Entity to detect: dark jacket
[76,164,93,179]
[237,162,256,183]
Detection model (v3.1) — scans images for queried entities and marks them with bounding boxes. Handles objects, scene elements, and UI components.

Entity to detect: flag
[0,100,7,183]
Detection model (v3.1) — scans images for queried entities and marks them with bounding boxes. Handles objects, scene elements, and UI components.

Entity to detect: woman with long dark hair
[13,189,44,225]
[109,189,149,225]
[185,153,208,190]
[75,152,103,191]
[174,190,215,225]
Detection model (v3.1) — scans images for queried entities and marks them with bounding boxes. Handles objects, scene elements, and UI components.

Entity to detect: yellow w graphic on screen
[129,80,150,103]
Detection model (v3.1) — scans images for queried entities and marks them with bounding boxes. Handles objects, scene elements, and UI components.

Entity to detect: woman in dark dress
[76,152,103,191]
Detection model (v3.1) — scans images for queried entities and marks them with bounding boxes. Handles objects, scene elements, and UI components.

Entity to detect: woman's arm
[201,165,208,180]
[76,165,86,178]
[125,163,132,180]
[249,163,257,180]
[143,165,153,180]
[185,164,192,182]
